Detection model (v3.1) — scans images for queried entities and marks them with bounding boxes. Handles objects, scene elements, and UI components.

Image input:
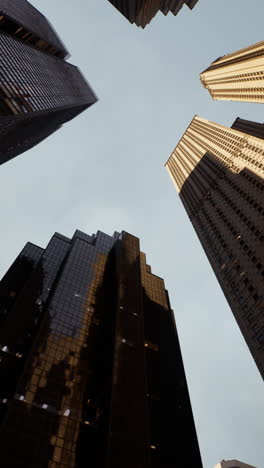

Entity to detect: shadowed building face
[0,230,203,467]
[166,115,264,379]
[0,0,97,166]
[0,0,69,58]
[231,117,264,140]
[108,0,199,28]
[200,40,264,103]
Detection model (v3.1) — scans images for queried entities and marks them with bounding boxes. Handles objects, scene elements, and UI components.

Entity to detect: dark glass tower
[231,118,264,140]
[108,0,199,28]
[0,230,203,468]
[0,0,97,166]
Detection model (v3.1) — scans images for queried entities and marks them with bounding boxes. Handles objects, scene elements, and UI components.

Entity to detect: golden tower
[166,115,264,378]
[200,41,264,103]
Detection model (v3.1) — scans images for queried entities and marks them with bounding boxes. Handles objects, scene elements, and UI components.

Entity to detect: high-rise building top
[0,0,97,166]
[200,40,264,103]
[108,0,199,28]
[165,116,264,378]
[0,0,69,58]
[0,229,203,467]
[214,460,257,468]
[231,118,264,141]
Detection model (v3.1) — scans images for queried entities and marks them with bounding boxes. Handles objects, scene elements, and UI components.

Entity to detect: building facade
[165,115,264,378]
[0,0,97,166]
[0,230,203,467]
[214,460,256,468]
[108,0,199,28]
[200,40,264,103]
[231,117,264,140]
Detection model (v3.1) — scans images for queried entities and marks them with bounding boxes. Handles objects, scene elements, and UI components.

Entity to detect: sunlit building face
[166,115,264,379]
[200,40,264,103]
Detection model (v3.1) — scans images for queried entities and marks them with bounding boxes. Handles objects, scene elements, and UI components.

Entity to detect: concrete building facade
[200,40,264,103]
[165,115,264,378]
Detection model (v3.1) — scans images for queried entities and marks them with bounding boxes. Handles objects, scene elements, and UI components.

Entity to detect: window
[0,82,33,115]
[144,341,159,352]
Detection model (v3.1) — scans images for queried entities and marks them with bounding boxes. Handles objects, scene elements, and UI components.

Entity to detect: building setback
[214,460,257,468]
[165,116,264,378]
[200,40,264,103]
[231,117,264,141]
[0,0,97,166]
[0,230,203,468]
[108,0,199,28]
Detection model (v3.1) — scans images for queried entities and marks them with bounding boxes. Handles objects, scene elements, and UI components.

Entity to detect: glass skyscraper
[166,115,264,379]
[0,229,203,467]
[0,0,97,166]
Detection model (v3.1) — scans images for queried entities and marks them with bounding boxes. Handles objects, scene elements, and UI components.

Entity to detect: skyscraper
[214,460,256,468]
[165,116,264,378]
[0,230,203,467]
[0,0,97,166]
[108,0,199,28]
[231,117,264,140]
[200,40,264,103]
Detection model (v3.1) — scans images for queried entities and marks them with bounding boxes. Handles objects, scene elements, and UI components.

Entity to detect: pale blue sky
[0,1,263,467]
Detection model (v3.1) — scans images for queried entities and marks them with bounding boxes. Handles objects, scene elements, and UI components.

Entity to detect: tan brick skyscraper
[166,116,264,378]
[200,40,264,103]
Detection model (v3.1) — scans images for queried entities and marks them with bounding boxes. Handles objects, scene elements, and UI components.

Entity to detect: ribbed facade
[0,0,97,166]
[200,40,264,103]
[108,0,199,28]
[166,116,264,378]
[0,230,203,467]
[0,0,68,57]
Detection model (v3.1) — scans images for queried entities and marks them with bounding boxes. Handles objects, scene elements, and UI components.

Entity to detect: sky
[0,0,263,467]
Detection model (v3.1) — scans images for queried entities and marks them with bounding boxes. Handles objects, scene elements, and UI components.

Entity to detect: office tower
[200,40,264,103]
[165,116,264,378]
[0,0,97,166]
[231,118,264,140]
[214,460,256,468]
[0,230,203,468]
[108,0,199,28]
